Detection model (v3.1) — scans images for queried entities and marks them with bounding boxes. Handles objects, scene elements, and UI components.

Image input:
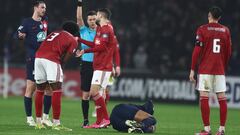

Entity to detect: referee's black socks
[82,99,89,121]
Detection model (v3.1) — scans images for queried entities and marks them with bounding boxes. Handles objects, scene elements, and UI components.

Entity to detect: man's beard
[95,19,100,26]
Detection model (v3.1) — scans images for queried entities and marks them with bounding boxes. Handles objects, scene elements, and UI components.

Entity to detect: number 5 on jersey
[213,38,220,53]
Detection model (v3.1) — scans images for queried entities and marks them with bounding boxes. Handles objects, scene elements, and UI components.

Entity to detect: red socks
[93,94,109,124]
[52,90,62,120]
[218,97,227,126]
[35,90,44,117]
[200,96,210,126]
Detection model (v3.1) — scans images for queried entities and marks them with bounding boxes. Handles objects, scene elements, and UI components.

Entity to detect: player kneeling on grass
[110,100,156,133]
[34,21,81,131]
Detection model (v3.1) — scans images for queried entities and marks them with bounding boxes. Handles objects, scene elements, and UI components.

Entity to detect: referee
[76,0,97,127]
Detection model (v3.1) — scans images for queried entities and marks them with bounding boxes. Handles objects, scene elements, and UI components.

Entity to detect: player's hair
[33,1,45,7]
[87,10,97,17]
[62,21,80,37]
[209,6,222,20]
[98,8,112,20]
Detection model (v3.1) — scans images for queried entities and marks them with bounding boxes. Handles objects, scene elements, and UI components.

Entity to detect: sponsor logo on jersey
[37,32,46,42]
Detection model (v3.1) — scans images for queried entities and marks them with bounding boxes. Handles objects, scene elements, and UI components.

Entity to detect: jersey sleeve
[113,38,120,67]
[67,37,78,54]
[195,27,204,47]
[17,19,28,33]
[225,28,232,68]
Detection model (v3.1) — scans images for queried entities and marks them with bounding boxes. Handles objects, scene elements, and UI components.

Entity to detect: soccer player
[34,21,80,131]
[77,8,117,128]
[16,1,52,126]
[76,0,97,127]
[189,6,231,135]
[110,100,156,133]
[92,35,121,117]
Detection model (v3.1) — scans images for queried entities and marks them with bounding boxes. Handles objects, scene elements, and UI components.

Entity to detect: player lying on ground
[189,6,231,135]
[16,0,52,127]
[34,21,81,131]
[110,100,156,133]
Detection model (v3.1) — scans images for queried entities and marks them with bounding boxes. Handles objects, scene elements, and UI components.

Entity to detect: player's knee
[90,85,100,96]
[36,82,48,91]
[216,92,225,98]
[82,92,90,100]
[49,82,62,91]
[141,117,157,133]
[199,91,209,97]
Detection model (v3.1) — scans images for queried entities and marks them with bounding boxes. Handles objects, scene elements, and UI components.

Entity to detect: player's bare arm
[76,0,84,27]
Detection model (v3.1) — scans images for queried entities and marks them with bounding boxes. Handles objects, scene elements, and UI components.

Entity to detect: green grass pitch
[0,97,239,135]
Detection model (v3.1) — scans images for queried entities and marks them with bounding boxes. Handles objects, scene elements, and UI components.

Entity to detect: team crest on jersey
[102,34,108,38]
[39,24,43,29]
[196,35,199,39]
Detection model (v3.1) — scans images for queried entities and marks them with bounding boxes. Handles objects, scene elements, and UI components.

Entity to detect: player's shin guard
[92,93,109,124]
[24,96,33,117]
[200,96,210,127]
[52,90,62,120]
[141,117,157,133]
[218,97,227,127]
[35,90,44,117]
[44,95,52,115]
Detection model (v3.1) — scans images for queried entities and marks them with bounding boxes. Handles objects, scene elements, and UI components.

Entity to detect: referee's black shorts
[80,61,93,92]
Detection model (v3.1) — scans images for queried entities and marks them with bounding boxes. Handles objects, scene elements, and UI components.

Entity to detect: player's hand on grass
[18,31,26,39]
[189,70,196,83]
[75,49,84,57]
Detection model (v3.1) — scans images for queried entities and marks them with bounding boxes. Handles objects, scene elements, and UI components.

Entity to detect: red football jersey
[195,23,232,74]
[85,23,116,71]
[36,30,78,64]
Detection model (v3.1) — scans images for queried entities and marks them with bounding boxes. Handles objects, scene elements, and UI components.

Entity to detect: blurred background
[1,0,240,107]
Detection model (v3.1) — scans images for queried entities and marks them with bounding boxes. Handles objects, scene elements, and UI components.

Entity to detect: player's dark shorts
[110,104,139,132]
[26,57,35,82]
[80,61,93,92]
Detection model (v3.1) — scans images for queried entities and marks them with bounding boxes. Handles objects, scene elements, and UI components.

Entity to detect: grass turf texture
[0,97,239,135]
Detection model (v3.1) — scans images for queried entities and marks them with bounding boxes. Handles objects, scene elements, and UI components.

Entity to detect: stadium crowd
[1,0,240,75]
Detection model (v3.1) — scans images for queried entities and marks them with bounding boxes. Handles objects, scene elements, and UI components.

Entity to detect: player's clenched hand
[18,31,26,39]
[75,49,84,57]
[189,70,196,83]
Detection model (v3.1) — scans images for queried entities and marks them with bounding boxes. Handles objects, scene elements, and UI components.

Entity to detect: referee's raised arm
[76,0,84,27]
